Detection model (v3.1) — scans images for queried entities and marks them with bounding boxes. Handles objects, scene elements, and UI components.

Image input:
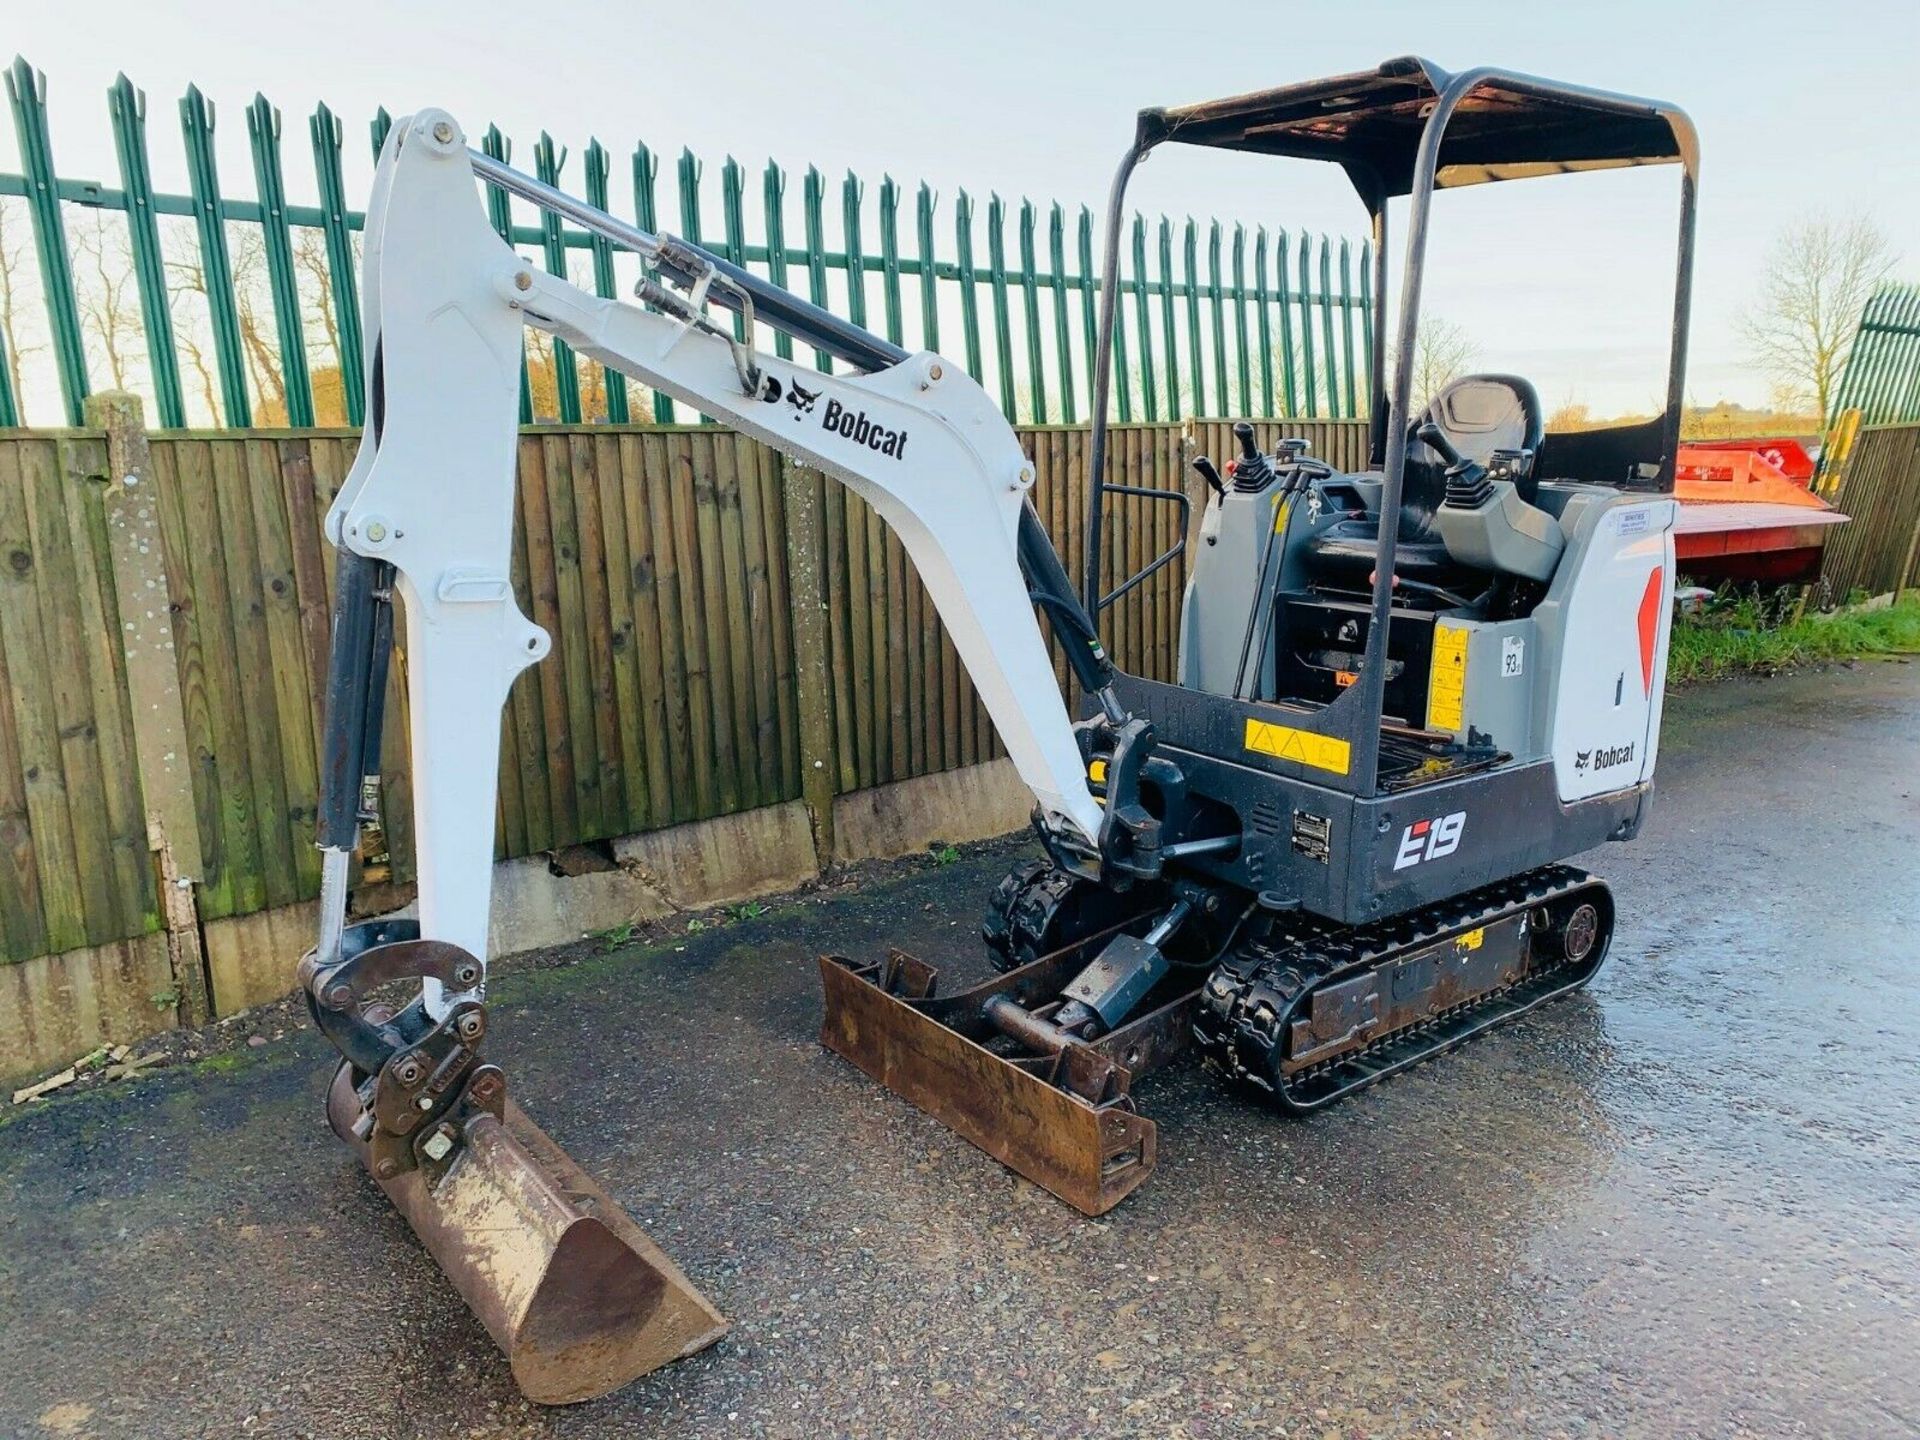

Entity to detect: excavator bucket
[327,1066,726,1404]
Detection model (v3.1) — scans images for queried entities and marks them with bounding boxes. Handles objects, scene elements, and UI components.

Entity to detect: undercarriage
[821,859,1614,1215]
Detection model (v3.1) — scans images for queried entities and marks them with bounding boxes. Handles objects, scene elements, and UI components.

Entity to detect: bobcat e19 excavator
[303,58,1696,1404]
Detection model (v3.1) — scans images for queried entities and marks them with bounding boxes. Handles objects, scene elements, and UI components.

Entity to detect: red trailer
[1672,438,1846,583]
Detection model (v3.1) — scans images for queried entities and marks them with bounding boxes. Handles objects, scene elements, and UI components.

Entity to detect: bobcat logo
[1574,743,1635,776]
[787,380,821,417]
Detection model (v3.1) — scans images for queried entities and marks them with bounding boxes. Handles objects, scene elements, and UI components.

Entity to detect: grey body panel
[1429,480,1564,581]
[1103,671,1647,928]
[1178,467,1367,696]
[1454,614,1537,753]
[1178,483,1285,696]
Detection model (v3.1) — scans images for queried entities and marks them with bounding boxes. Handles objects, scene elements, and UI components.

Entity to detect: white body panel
[1545,498,1676,801]
[328,112,1101,991]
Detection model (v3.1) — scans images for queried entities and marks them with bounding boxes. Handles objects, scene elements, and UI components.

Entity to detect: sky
[5,0,1916,421]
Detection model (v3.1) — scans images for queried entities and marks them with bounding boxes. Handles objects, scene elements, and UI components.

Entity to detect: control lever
[1416,422,1494,508]
[1227,421,1276,491]
[1415,421,1465,467]
[1192,455,1226,497]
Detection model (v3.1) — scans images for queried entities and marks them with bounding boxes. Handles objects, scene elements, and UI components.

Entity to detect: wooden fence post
[781,454,838,861]
[85,390,211,1024]
[1178,420,1208,560]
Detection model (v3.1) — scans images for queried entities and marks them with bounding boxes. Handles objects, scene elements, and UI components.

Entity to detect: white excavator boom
[322,109,1101,996]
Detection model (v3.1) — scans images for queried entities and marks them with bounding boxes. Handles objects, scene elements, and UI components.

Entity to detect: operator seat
[1305,373,1545,586]
[1416,373,1545,499]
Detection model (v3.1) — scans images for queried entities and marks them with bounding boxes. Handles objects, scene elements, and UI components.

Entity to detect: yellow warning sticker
[1243,718,1352,775]
[1088,758,1108,784]
[1428,623,1469,734]
[1455,926,1485,952]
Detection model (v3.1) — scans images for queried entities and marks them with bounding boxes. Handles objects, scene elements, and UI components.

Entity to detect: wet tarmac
[2,661,1916,1439]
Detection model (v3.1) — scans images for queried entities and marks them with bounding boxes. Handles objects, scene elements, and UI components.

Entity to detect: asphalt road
[2,662,1916,1440]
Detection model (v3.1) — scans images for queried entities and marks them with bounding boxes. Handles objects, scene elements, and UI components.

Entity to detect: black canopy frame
[1082,57,1699,799]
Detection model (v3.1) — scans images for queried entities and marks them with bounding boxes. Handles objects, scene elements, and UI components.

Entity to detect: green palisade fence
[1829,282,1920,429]
[0,56,1372,432]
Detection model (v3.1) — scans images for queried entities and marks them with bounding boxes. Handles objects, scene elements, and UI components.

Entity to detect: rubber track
[981,859,1165,975]
[1193,864,1611,1114]
[981,859,1079,973]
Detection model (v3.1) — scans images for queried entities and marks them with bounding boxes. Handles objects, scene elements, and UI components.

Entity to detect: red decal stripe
[1637,566,1664,694]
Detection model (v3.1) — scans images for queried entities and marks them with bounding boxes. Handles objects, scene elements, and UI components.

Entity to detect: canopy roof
[1138,56,1697,200]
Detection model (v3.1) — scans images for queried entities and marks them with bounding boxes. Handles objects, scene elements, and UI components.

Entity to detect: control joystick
[1227,421,1277,493]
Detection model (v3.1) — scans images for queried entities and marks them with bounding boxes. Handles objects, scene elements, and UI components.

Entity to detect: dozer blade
[819,944,1195,1216]
[327,1066,725,1404]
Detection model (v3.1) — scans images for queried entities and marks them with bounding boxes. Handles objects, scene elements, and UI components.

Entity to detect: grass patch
[1668,591,1920,683]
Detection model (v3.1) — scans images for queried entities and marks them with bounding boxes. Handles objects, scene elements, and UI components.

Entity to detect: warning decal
[1244,718,1352,776]
[1428,623,1469,733]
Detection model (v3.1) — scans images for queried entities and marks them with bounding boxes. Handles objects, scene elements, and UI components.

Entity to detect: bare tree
[1262,339,1335,418]
[228,230,288,423]
[294,228,340,366]
[291,229,361,425]
[1409,316,1476,412]
[177,327,222,422]
[524,327,557,423]
[1740,214,1894,418]
[1546,398,1594,432]
[165,229,293,424]
[72,212,144,390]
[0,202,43,409]
[165,241,227,424]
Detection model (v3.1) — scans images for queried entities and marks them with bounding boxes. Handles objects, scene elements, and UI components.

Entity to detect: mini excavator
[303,58,1696,1403]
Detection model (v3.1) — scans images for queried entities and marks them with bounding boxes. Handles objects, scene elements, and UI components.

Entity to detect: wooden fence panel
[56,436,153,942]
[1822,425,1920,599]
[2,415,1372,967]
[153,438,275,921]
[0,434,158,962]
[1826,426,1920,594]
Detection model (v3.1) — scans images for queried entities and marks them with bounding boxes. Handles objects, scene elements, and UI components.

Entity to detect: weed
[728,901,767,922]
[933,845,961,867]
[590,921,639,952]
[1668,589,1920,683]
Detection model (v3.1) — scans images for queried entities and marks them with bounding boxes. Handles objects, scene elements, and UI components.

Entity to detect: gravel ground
[2,661,1915,1440]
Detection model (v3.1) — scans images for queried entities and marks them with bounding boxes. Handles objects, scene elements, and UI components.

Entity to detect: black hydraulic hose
[1018,501,1114,697]
[1232,464,1314,702]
